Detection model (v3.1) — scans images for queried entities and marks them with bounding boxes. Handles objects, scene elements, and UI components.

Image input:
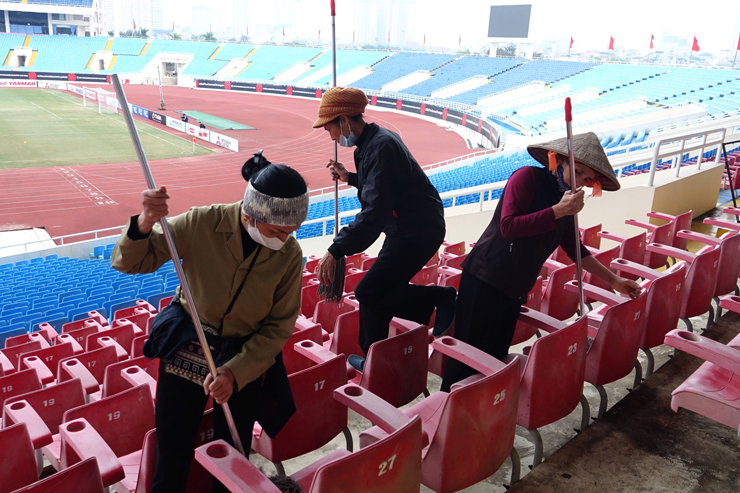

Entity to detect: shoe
[348,354,365,373]
[432,286,457,338]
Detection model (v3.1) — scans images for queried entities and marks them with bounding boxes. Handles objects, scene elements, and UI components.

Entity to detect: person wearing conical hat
[312,87,457,372]
[441,132,642,392]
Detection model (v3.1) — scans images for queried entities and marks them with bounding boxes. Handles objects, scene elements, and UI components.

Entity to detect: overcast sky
[162,0,740,54]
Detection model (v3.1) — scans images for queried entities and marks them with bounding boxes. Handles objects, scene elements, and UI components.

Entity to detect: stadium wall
[193,78,500,149]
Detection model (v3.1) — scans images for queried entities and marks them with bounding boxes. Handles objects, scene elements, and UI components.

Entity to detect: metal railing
[0,226,124,256]
[647,127,726,186]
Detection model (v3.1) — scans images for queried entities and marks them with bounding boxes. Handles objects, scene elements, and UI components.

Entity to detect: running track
[0,85,469,239]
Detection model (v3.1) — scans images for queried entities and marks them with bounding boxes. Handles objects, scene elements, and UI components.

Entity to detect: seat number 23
[378,454,397,477]
[567,343,578,356]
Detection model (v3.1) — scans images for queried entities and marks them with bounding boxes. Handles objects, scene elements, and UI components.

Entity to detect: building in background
[354,0,415,47]
[104,0,163,35]
[190,4,212,36]
[1,0,105,36]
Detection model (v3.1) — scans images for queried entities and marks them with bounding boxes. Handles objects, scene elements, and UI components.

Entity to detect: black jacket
[328,123,445,258]
[462,166,588,300]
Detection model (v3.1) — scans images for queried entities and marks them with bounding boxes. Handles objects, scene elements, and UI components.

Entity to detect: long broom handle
[331,0,339,235]
[111,75,247,457]
[565,97,586,317]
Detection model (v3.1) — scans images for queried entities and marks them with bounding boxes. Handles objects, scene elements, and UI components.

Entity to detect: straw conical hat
[527,132,620,191]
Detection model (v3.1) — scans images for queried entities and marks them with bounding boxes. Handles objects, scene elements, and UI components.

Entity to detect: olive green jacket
[112,201,302,390]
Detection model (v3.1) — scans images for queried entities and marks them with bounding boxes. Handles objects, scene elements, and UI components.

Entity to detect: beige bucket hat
[527,132,620,192]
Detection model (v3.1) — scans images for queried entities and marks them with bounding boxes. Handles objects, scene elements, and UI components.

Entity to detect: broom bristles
[317,256,346,304]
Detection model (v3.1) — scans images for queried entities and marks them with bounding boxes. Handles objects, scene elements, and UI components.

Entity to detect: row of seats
[2,206,739,491]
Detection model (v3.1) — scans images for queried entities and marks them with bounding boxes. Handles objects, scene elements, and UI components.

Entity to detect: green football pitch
[0,88,213,169]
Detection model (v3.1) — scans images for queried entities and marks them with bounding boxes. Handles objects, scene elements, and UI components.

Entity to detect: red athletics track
[0,85,469,239]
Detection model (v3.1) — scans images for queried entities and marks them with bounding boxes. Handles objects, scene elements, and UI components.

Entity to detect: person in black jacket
[313,87,456,371]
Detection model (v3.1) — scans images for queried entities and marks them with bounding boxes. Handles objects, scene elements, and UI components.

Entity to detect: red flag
[569,37,573,49]
[459,33,461,46]
[331,0,336,16]
[209,24,212,33]
[172,21,174,31]
[283,27,285,36]
[353,30,355,42]
[692,36,700,52]
[318,29,321,40]
[133,20,136,30]
[650,35,654,49]
[608,36,614,50]
[423,33,426,46]
[388,31,390,43]
[737,32,740,50]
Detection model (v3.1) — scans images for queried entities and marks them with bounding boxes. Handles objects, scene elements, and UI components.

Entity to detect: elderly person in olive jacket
[112,156,308,493]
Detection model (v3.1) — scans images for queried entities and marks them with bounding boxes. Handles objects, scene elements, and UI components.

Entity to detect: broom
[317,0,346,303]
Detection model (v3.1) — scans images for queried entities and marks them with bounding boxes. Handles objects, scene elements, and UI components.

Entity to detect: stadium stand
[401,56,523,97]
[349,52,457,90]
[306,49,392,86]
[19,36,108,73]
[449,60,597,105]
[235,45,324,80]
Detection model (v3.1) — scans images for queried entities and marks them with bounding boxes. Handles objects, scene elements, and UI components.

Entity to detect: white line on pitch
[29,101,62,120]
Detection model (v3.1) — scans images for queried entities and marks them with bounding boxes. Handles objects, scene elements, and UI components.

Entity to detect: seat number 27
[378,454,397,477]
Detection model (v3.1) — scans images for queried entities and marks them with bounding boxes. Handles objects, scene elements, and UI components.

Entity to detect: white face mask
[247,220,286,251]
[338,118,356,148]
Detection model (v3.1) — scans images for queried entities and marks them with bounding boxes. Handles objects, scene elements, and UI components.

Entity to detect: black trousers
[440,269,522,392]
[151,360,263,493]
[354,236,446,355]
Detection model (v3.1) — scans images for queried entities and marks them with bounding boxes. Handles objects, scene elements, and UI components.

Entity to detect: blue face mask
[555,165,570,192]
[338,118,356,147]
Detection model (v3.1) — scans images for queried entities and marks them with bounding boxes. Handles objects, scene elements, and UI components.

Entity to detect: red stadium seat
[19,343,76,386]
[436,266,461,290]
[312,299,355,335]
[439,252,467,270]
[304,255,321,273]
[300,281,320,318]
[59,384,155,489]
[283,317,323,375]
[2,340,43,372]
[57,346,118,399]
[325,309,364,360]
[351,325,429,408]
[579,223,602,250]
[644,243,721,332]
[197,383,423,493]
[252,341,351,475]
[343,269,366,294]
[565,281,648,418]
[624,217,674,269]
[411,264,438,286]
[4,378,87,472]
[0,369,42,409]
[112,300,155,320]
[87,320,141,360]
[158,296,175,312]
[112,306,155,333]
[508,309,589,467]
[597,230,646,281]
[0,423,39,493]
[664,323,740,434]
[4,332,50,350]
[442,241,465,256]
[540,259,579,320]
[34,323,59,345]
[675,230,740,321]
[582,246,620,306]
[361,336,521,492]
[647,210,693,250]
[345,252,365,270]
[61,323,103,349]
[101,356,158,399]
[608,259,686,382]
[131,334,147,358]
[62,314,107,333]
[10,457,104,493]
[511,277,543,346]
[360,255,378,271]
